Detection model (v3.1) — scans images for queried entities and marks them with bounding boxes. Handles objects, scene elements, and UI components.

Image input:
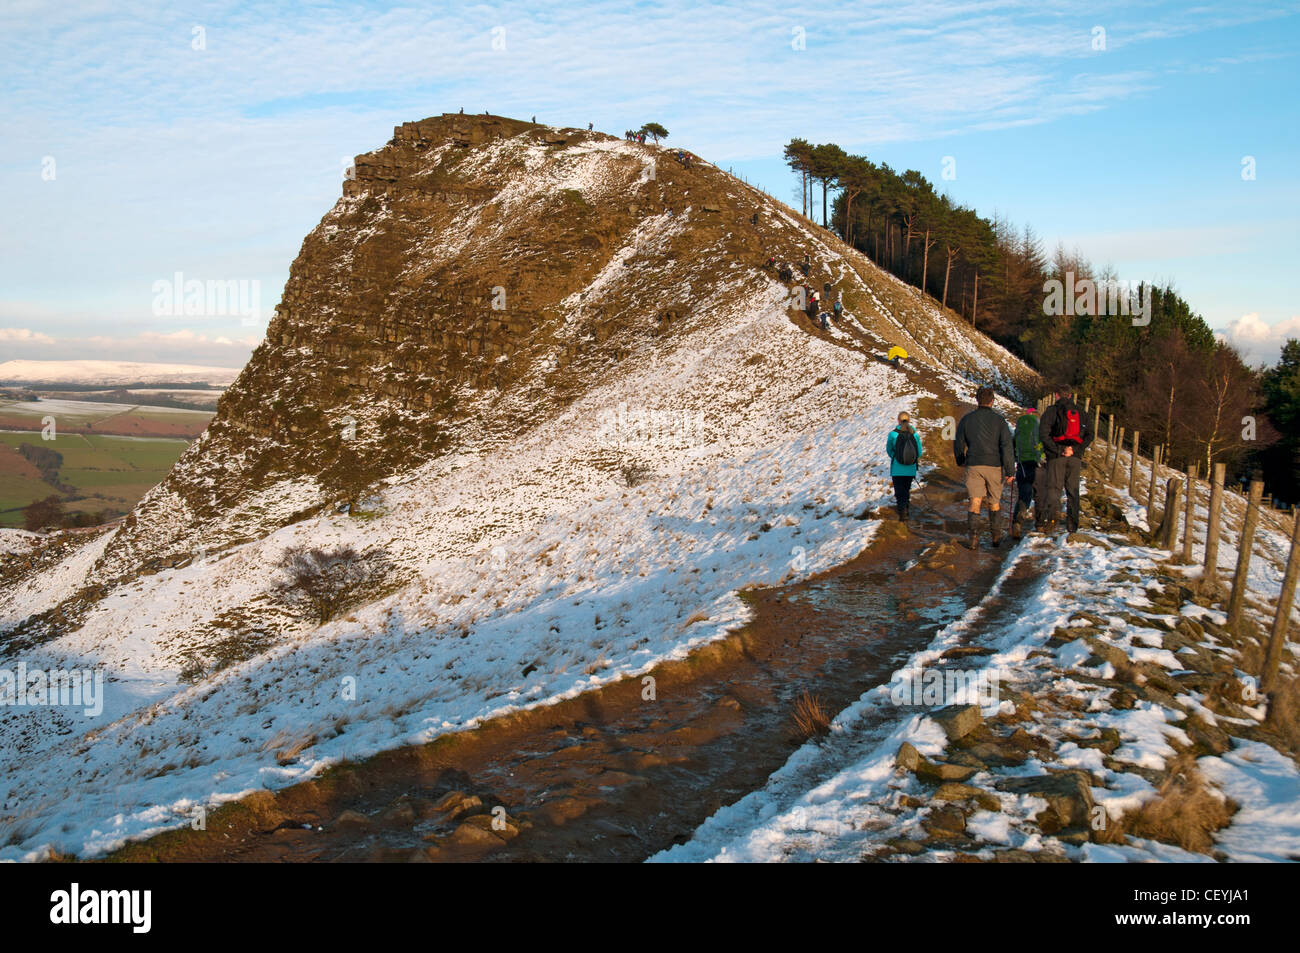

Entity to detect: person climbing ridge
[832,297,843,322]
[887,345,908,367]
[801,253,811,277]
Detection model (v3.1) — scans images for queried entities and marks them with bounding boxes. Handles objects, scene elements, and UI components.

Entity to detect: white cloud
[0,327,56,344]
[1217,313,1300,367]
[3,327,261,367]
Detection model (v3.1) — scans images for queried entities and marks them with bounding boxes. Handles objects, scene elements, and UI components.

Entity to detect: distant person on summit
[1037,388,1094,533]
[887,412,923,522]
[953,387,1015,549]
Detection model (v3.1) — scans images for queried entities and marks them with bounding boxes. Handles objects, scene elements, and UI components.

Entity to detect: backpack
[894,427,919,466]
[1050,406,1082,444]
[1015,414,1040,460]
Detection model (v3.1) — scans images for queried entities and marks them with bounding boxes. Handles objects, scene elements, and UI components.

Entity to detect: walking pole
[1009,467,1019,539]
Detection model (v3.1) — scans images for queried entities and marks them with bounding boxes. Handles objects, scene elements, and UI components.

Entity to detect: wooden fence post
[1147,443,1163,514]
[1110,426,1125,482]
[1159,477,1183,550]
[1107,413,1114,448]
[1203,463,1226,591]
[1084,396,1091,413]
[1129,430,1141,496]
[1228,481,1265,630]
[1181,462,1198,563]
[1262,512,1300,694]
[1092,404,1101,443]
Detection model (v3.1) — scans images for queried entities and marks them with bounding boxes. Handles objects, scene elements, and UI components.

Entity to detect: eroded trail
[108,466,1024,863]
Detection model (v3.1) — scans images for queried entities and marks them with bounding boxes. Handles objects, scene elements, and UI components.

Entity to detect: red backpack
[1051,408,1082,444]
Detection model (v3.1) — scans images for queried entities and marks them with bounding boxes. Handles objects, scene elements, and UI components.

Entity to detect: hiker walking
[887,412,923,522]
[1010,406,1044,539]
[588,122,593,130]
[832,298,843,322]
[887,345,908,367]
[1037,388,1094,533]
[801,253,811,277]
[952,386,1015,549]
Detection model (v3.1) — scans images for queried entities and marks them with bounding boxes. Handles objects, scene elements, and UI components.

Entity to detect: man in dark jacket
[953,386,1015,549]
[1038,388,1095,533]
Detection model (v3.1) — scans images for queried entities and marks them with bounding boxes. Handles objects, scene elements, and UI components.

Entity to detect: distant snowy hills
[0,360,240,387]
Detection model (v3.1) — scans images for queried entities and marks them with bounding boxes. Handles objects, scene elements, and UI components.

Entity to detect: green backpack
[1015,413,1041,462]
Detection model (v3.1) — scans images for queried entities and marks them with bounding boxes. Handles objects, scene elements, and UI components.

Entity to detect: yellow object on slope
[887,346,909,362]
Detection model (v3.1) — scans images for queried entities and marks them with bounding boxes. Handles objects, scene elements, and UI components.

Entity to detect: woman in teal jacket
[886,411,923,522]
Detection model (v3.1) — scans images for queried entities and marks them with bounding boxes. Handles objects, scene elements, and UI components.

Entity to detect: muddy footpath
[104,456,1026,863]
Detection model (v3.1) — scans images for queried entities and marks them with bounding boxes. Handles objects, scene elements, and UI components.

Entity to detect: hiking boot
[989,509,1003,547]
[966,513,979,550]
[1011,514,1023,540]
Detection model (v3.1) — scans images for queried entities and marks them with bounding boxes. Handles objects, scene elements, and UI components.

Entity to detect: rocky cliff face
[96,114,780,577]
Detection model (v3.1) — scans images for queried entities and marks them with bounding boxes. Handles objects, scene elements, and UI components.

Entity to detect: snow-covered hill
[0,114,1090,860]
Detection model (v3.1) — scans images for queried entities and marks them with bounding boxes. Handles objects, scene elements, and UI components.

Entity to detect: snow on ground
[654,528,1299,863]
[1111,449,1298,633]
[1200,741,1300,862]
[0,292,936,860]
[0,530,41,555]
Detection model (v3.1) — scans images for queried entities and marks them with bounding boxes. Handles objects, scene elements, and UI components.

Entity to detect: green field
[0,431,192,527]
[0,398,212,438]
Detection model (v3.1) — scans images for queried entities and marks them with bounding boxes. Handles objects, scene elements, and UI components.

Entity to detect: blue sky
[2,0,1297,369]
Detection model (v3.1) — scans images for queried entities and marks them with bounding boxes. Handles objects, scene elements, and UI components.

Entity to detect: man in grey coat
[952,386,1015,549]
